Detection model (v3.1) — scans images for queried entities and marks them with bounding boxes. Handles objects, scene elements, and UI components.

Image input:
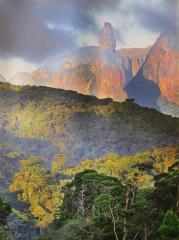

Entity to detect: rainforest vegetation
[0,82,179,165]
[0,83,178,239]
[3,146,178,240]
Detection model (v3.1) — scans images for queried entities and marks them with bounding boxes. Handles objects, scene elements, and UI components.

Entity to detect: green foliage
[51,154,68,176]
[6,146,179,239]
[60,170,124,220]
[0,145,24,193]
[0,83,178,239]
[40,159,179,240]
[0,198,11,240]
[0,82,179,165]
[64,146,179,189]
[152,165,179,213]
[159,211,179,240]
[38,218,83,240]
[0,198,11,225]
[0,225,9,240]
[54,170,125,240]
[9,156,61,228]
[12,209,29,222]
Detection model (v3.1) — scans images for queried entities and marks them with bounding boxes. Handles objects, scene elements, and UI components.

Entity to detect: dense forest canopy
[0,82,179,165]
[0,83,178,239]
[7,146,179,239]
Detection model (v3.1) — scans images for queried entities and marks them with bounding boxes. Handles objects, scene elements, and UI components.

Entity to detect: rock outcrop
[126,31,179,108]
[142,32,179,105]
[24,23,127,101]
[117,48,150,84]
[3,23,149,103]
[99,22,116,52]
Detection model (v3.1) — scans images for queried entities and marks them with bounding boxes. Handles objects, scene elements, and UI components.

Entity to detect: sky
[0,0,178,79]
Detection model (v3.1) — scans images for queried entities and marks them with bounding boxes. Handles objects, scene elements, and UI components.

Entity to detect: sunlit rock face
[95,65,127,101]
[99,22,116,52]
[126,31,179,109]
[142,32,179,105]
[99,22,117,66]
[24,23,127,101]
[48,60,126,102]
[49,64,97,96]
[117,48,150,85]
[96,22,126,101]
[29,67,51,86]
[6,23,149,102]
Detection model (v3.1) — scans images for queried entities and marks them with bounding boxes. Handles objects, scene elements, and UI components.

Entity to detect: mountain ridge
[0,81,179,165]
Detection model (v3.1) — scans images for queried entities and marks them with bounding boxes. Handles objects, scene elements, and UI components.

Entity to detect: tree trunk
[109,205,119,240]
[123,188,130,240]
[176,185,179,214]
[79,185,85,217]
[144,220,148,240]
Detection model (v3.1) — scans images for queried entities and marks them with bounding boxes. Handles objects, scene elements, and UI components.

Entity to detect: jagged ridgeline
[0,82,179,166]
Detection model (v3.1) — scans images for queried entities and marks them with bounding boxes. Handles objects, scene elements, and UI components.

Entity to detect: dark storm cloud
[0,0,177,63]
[132,0,177,33]
[38,0,120,10]
[0,1,81,62]
[0,0,121,62]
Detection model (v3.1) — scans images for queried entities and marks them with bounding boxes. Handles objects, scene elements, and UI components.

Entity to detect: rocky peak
[126,31,179,108]
[142,31,179,105]
[99,22,116,52]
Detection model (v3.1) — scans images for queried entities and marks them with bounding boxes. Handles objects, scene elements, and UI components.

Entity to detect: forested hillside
[8,146,178,240]
[0,83,178,239]
[0,82,179,166]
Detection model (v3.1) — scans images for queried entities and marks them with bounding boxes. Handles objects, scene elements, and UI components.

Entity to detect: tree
[51,154,68,176]
[152,166,179,214]
[57,170,125,240]
[0,198,11,240]
[0,198,11,225]
[9,156,61,227]
[159,211,179,240]
[94,194,121,240]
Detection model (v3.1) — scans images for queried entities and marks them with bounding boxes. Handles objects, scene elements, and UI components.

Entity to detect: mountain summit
[126,31,179,108]
[6,23,148,102]
[99,22,116,52]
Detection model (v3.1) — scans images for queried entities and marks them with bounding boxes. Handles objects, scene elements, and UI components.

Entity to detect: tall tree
[9,156,61,227]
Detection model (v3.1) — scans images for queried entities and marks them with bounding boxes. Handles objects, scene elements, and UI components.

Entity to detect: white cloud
[92,0,160,48]
[120,26,158,48]
[0,58,38,80]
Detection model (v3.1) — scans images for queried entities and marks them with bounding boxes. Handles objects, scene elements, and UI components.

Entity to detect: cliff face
[126,31,179,109]
[92,62,127,101]
[99,22,116,52]
[7,23,149,102]
[25,23,127,101]
[46,61,126,101]
[142,32,179,105]
[116,48,149,85]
